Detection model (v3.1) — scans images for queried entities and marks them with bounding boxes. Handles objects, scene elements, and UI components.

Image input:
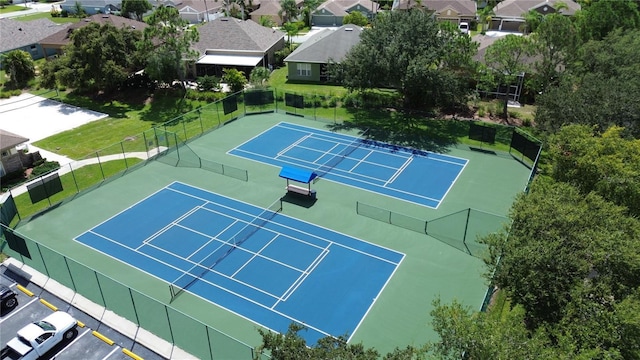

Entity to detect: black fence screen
[222,95,238,115]
[26,173,64,204]
[244,90,274,106]
[285,93,304,109]
[469,122,497,144]
[510,129,541,162]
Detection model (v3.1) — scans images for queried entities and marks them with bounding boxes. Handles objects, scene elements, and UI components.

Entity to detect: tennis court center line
[276,133,313,157]
[276,245,331,304]
[138,205,203,249]
[384,156,414,186]
[230,232,279,278]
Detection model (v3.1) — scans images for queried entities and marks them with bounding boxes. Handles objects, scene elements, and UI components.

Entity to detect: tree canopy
[1,50,35,88]
[336,10,477,110]
[121,0,152,21]
[535,29,640,136]
[41,22,142,94]
[139,6,200,86]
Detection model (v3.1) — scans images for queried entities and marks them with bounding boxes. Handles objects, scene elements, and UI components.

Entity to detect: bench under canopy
[279,167,318,198]
[279,167,317,184]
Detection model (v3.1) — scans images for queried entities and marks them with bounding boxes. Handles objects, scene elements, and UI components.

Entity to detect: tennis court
[229,122,468,208]
[74,181,403,345]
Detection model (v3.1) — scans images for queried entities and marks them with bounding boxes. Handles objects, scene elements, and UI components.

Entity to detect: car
[0,285,18,311]
[459,22,470,35]
[1,311,78,360]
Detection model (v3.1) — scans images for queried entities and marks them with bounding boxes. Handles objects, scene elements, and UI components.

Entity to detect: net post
[462,208,471,246]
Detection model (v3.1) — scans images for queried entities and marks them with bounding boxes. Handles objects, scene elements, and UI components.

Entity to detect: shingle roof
[177,0,223,14]
[493,0,581,18]
[0,129,29,151]
[284,25,362,63]
[315,0,378,16]
[39,14,147,48]
[192,17,285,53]
[59,0,120,7]
[393,0,476,15]
[0,18,70,53]
[250,0,282,16]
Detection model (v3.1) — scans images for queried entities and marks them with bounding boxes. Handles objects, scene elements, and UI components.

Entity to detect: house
[59,0,121,15]
[284,25,362,82]
[490,0,581,32]
[249,0,304,26]
[312,0,378,26]
[192,17,286,77]
[172,0,225,24]
[250,0,283,26]
[0,129,29,177]
[39,14,148,58]
[0,18,70,67]
[391,0,476,24]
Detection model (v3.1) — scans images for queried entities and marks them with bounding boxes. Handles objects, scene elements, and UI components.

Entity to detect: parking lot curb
[16,284,33,297]
[123,348,144,360]
[92,330,115,346]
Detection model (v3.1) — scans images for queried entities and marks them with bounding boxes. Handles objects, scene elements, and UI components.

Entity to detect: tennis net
[313,129,369,183]
[169,198,282,301]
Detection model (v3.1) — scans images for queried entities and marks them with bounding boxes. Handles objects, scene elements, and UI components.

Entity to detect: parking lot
[0,261,176,360]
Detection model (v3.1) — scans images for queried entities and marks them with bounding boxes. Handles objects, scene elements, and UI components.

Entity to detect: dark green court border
[12,113,530,355]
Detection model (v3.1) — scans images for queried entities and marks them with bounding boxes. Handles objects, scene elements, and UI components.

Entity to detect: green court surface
[12,113,531,355]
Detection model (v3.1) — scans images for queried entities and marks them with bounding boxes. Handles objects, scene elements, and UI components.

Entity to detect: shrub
[30,161,61,178]
[477,106,486,118]
[197,75,220,92]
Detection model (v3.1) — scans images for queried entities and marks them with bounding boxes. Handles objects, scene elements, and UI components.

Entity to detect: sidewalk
[0,1,56,19]
[8,149,165,197]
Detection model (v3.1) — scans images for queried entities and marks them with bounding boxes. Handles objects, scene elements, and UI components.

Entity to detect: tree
[301,0,320,28]
[40,23,142,93]
[484,178,640,328]
[575,0,640,41]
[529,13,578,92]
[548,125,640,217]
[428,299,551,359]
[343,11,368,26]
[249,66,271,88]
[336,10,478,110]
[259,15,276,28]
[139,6,200,88]
[477,5,494,33]
[222,68,247,92]
[535,29,640,136]
[279,0,299,23]
[121,0,152,21]
[72,1,86,17]
[522,9,543,34]
[484,34,533,120]
[1,50,35,88]
[253,323,424,359]
[281,21,299,50]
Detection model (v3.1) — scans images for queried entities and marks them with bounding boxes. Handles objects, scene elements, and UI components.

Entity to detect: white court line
[231,233,279,278]
[384,156,414,186]
[138,205,203,249]
[276,245,331,305]
[276,133,312,157]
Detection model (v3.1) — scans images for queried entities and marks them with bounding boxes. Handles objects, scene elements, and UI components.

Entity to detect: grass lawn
[14,12,80,23]
[0,5,29,14]
[12,159,142,219]
[33,90,208,159]
[269,67,348,97]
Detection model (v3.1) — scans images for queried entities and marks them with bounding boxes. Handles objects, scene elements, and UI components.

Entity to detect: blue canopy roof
[279,167,317,184]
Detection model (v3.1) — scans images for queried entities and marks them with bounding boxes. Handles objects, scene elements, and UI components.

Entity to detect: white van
[459,22,470,35]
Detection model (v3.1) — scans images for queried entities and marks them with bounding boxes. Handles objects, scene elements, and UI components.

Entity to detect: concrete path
[8,148,167,197]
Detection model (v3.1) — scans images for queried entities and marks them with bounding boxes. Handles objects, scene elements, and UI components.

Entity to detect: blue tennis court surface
[229,122,468,208]
[74,182,403,344]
